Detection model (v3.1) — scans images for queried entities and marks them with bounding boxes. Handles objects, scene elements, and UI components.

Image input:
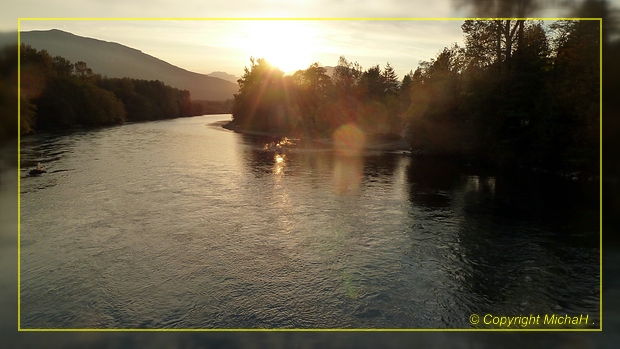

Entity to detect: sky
[16,20,466,79]
[2,0,616,79]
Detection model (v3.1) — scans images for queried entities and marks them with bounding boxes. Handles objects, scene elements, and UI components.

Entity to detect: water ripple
[19,115,600,329]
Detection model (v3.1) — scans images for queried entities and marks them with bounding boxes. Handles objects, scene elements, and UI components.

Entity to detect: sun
[243,21,318,74]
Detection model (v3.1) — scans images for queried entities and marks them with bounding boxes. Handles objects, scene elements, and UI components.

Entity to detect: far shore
[221,121,411,152]
[219,120,599,184]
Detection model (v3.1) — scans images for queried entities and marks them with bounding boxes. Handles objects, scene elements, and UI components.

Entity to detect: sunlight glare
[273,154,286,179]
[243,21,318,73]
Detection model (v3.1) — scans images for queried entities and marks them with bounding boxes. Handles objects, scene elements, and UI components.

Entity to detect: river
[18,114,600,329]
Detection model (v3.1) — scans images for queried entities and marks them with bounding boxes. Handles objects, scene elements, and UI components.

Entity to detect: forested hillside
[20,29,239,101]
[19,45,227,133]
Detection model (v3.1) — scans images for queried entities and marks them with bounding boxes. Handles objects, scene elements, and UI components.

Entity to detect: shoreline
[221,121,600,184]
[221,121,411,152]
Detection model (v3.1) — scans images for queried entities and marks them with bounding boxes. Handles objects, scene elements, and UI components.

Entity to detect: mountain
[207,71,239,84]
[324,66,335,77]
[20,29,238,101]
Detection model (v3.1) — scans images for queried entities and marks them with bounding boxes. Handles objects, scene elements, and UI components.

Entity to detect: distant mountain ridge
[20,29,238,101]
[207,71,239,84]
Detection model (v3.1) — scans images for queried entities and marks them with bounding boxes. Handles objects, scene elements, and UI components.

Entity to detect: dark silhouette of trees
[293,63,332,96]
[0,43,19,140]
[35,76,125,128]
[457,19,599,172]
[231,57,290,132]
[20,95,36,134]
[291,63,333,135]
[8,17,604,181]
[20,45,126,130]
[382,63,400,97]
[405,45,462,154]
[361,65,384,100]
[19,45,203,133]
[461,19,528,76]
[546,20,600,173]
[73,61,94,81]
[231,19,600,176]
[52,56,73,77]
[332,56,363,99]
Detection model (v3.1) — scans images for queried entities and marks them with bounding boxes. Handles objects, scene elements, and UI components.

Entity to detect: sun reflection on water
[274,154,286,178]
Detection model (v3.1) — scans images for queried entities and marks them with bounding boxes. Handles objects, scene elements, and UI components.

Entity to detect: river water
[19,114,600,329]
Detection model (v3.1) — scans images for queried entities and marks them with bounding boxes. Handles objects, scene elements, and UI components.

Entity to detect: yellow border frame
[17,17,603,332]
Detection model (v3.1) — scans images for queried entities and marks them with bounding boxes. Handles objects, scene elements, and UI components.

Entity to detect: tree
[382,63,400,96]
[73,61,94,81]
[232,58,288,132]
[77,82,126,126]
[0,44,18,139]
[20,95,36,134]
[332,56,363,98]
[35,76,126,128]
[19,46,195,131]
[52,56,73,77]
[461,19,526,74]
[400,70,415,96]
[546,19,600,172]
[405,46,463,154]
[291,63,333,134]
[293,63,332,96]
[361,64,384,100]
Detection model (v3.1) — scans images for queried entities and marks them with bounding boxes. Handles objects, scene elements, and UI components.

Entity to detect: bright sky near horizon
[16,20,467,79]
[2,0,616,79]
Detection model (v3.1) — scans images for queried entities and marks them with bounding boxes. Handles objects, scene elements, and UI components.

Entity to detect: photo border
[16,17,604,332]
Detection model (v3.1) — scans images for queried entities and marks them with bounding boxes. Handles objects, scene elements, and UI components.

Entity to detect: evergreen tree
[382,63,400,96]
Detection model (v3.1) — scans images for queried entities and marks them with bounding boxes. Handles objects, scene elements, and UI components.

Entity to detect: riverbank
[221,121,411,152]
[223,120,602,188]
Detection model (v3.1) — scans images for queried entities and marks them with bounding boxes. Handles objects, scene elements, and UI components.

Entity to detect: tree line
[19,44,230,134]
[231,20,600,175]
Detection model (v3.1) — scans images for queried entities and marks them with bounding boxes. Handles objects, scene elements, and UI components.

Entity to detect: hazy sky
[17,20,467,79]
[3,0,615,79]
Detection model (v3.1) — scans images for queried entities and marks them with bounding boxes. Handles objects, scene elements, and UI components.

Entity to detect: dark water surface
[19,114,599,329]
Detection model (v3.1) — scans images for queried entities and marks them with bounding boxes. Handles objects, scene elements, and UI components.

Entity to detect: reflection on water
[19,115,599,329]
[332,152,363,195]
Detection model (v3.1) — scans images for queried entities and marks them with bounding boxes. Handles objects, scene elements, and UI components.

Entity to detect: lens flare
[331,123,364,195]
[332,123,366,153]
